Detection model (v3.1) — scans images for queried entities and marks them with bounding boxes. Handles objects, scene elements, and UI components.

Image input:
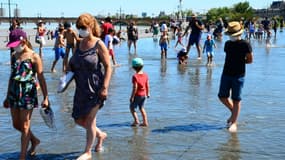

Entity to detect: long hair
[76,13,101,37]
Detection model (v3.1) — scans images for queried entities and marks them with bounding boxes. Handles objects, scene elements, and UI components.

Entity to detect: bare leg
[228,101,241,133]
[63,47,70,72]
[196,44,202,59]
[128,41,131,52]
[19,109,33,159]
[75,106,100,160]
[10,109,40,157]
[39,44,43,59]
[219,97,234,123]
[139,107,148,127]
[134,41,137,53]
[130,108,139,126]
[51,60,58,73]
[94,128,107,152]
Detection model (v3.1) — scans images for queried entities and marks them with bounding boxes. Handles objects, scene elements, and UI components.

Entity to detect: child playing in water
[203,34,216,66]
[130,58,150,127]
[159,31,169,59]
[177,48,188,64]
[104,28,117,66]
[175,27,184,48]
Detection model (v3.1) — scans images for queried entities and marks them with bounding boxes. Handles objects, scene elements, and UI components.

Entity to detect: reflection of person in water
[130,127,150,160]
[218,133,240,160]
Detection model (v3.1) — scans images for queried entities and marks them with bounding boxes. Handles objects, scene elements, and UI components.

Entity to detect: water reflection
[130,127,150,160]
[160,59,167,74]
[218,133,241,160]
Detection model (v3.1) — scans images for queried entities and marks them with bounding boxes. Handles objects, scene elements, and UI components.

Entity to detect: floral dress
[7,55,38,110]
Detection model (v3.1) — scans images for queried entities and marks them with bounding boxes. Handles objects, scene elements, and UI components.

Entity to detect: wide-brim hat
[224,21,244,37]
[6,29,27,48]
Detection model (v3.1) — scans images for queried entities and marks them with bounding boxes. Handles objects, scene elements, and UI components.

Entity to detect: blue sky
[4,0,274,17]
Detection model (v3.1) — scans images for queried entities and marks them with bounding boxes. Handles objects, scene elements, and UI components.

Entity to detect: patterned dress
[69,41,105,119]
[8,55,38,110]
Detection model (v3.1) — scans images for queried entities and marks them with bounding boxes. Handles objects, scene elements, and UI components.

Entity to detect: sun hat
[132,57,144,67]
[224,21,244,37]
[191,13,197,17]
[6,29,27,48]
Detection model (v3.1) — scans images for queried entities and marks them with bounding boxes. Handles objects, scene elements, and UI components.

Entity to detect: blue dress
[69,41,105,119]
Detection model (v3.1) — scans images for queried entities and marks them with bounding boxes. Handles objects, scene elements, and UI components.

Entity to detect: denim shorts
[218,75,245,101]
[130,96,146,110]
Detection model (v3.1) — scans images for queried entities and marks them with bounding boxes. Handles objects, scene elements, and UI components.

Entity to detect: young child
[174,27,184,48]
[177,48,188,64]
[203,34,216,66]
[130,58,150,127]
[159,31,169,59]
[104,28,117,66]
[51,26,65,72]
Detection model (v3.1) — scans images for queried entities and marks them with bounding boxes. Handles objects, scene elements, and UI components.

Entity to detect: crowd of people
[9,12,285,159]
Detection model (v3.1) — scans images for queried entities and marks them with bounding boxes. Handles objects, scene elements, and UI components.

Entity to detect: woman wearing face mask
[69,13,112,160]
[3,29,49,159]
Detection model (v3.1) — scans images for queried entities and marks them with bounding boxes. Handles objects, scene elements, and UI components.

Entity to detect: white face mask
[14,44,24,53]
[78,29,90,38]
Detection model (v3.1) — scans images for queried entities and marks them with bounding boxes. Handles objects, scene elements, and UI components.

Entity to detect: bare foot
[131,122,139,127]
[95,132,107,152]
[76,152,92,160]
[228,123,238,133]
[139,123,149,127]
[28,138,40,156]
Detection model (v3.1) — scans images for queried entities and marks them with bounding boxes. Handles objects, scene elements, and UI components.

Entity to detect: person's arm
[33,53,49,107]
[72,30,81,42]
[245,52,253,64]
[146,78,150,98]
[195,21,204,30]
[97,40,112,100]
[130,80,137,102]
[182,24,190,36]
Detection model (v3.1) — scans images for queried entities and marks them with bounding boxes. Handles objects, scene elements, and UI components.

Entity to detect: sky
[2,0,276,17]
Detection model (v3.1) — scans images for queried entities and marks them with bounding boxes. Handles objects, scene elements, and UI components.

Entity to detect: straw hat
[224,21,244,37]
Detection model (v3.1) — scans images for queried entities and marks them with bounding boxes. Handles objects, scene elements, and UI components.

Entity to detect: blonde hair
[76,13,101,37]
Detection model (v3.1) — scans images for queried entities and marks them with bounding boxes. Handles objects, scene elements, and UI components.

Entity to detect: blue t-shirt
[204,39,215,52]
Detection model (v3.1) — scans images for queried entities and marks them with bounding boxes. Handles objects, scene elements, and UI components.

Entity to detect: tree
[205,2,254,22]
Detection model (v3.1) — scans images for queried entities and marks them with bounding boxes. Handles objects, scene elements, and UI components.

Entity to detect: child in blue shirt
[203,34,216,66]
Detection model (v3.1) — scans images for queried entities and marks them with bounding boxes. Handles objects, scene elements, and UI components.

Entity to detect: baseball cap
[6,29,27,48]
[132,57,144,67]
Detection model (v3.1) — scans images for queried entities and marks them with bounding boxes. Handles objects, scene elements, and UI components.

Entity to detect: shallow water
[0,32,285,160]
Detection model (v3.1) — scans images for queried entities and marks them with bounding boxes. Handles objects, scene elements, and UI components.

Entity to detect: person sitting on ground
[177,48,188,64]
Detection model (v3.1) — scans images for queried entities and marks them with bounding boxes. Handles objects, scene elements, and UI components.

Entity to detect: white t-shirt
[160,23,168,32]
[104,34,113,50]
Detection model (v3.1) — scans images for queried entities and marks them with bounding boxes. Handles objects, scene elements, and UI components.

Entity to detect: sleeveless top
[69,40,105,119]
[8,54,38,110]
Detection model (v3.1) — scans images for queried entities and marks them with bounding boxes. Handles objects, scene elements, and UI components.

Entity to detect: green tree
[205,2,254,22]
